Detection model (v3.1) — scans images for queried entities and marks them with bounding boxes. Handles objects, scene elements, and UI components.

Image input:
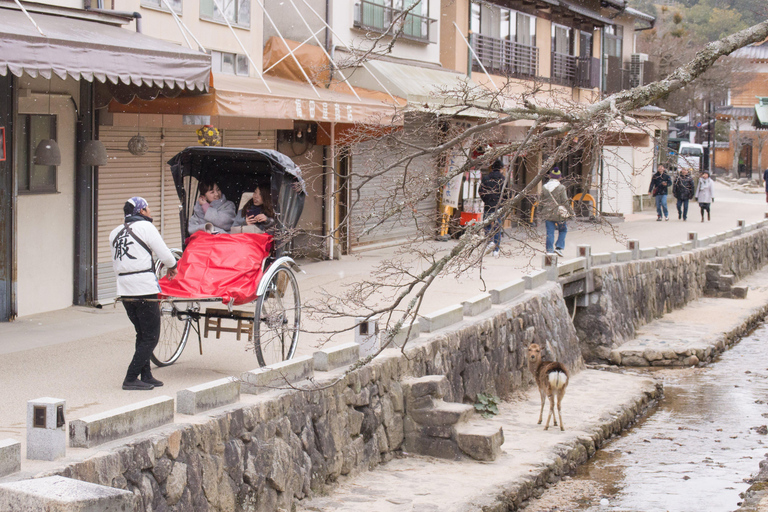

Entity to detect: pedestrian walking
[479,159,506,258]
[649,164,672,221]
[672,168,695,221]
[763,167,768,203]
[110,197,178,390]
[539,168,573,257]
[695,171,715,222]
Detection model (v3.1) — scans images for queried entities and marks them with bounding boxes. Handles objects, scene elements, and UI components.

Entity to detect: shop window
[17,114,57,194]
[212,50,249,76]
[200,0,250,27]
[141,0,182,14]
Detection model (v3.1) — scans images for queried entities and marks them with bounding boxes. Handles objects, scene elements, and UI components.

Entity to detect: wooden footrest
[203,308,254,341]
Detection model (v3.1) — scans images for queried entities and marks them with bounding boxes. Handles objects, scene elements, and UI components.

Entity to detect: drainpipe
[134,12,142,33]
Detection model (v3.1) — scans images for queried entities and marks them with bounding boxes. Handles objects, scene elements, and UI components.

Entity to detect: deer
[527,343,569,431]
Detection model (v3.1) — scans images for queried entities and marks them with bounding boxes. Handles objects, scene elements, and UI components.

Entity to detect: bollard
[688,232,699,249]
[27,398,66,461]
[355,316,380,358]
[738,219,746,234]
[577,245,592,270]
[542,253,558,281]
[627,240,640,260]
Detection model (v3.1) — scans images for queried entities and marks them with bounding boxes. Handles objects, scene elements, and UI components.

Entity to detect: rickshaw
[151,147,305,368]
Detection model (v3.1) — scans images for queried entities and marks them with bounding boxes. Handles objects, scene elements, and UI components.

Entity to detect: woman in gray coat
[188,181,237,234]
[695,171,715,222]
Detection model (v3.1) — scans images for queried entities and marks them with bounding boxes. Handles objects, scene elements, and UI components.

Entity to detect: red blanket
[159,232,272,305]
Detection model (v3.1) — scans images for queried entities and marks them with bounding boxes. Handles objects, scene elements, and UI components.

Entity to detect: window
[355,0,432,42]
[516,12,535,46]
[17,114,57,194]
[212,51,249,76]
[551,24,572,55]
[141,0,182,14]
[200,0,250,27]
[470,3,480,33]
[604,25,623,58]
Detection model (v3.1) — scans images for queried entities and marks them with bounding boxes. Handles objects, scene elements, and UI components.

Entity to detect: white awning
[0,6,210,92]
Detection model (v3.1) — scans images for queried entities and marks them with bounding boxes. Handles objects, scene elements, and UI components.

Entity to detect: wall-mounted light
[81,139,108,166]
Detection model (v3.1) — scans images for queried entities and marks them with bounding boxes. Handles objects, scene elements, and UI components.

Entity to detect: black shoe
[141,376,164,387]
[123,378,154,390]
[678,213,682,219]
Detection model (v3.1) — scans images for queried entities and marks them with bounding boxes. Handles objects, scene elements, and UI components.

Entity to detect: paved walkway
[0,181,765,469]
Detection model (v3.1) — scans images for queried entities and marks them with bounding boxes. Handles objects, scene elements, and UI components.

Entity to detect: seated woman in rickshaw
[231,183,276,234]
[188,180,237,234]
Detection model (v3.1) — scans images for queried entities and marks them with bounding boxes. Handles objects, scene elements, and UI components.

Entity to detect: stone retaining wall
[574,228,768,362]
[49,284,583,512]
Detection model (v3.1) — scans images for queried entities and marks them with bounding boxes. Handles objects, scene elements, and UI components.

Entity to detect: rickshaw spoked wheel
[151,300,195,367]
[253,264,300,367]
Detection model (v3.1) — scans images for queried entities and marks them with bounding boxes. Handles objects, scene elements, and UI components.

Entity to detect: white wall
[16,77,79,317]
[602,146,635,216]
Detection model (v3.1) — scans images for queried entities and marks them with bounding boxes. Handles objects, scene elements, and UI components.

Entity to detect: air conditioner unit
[629,53,648,88]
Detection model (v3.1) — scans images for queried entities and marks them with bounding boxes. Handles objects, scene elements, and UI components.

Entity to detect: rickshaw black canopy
[167,147,306,245]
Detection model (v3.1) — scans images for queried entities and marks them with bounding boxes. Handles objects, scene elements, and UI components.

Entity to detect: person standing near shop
[110,197,178,390]
[479,159,506,258]
[696,171,715,222]
[649,164,672,221]
[540,168,573,257]
[673,167,695,221]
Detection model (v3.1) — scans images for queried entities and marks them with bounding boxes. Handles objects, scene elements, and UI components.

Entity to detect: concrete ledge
[557,257,586,277]
[490,279,525,304]
[313,342,360,372]
[682,241,693,251]
[613,250,632,263]
[591,252,613,266]
[241,355,314,394]
[387,321,420,348]
[639,247,657,259]
[523,270,548,289]
[0,439,20,478]
[656,246,670,257]
[716,232,726,242]
[669,243,683,254]
[177,378,240,416]
[419,304,463,333]
[69,396,174,449]
[462,293,492,316]
[0,476,137,512]
[699,236,711,247]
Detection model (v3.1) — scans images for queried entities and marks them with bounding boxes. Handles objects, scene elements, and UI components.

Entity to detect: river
[522,323,768,512]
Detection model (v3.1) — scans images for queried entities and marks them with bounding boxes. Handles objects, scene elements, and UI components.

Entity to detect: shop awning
[0,6,210,91]
[109,73,401,125]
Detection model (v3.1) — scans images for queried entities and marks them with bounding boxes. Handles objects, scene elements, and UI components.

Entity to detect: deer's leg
[537,387,546,424]
[544,393,555,430]
[556,388,565,431]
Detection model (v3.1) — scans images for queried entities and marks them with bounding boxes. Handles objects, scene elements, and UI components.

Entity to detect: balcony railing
[353,0,434,43]
[551,52,577,86]
[469,33,539,78]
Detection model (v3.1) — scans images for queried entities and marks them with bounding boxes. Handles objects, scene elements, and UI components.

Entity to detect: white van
[678,142,704,174]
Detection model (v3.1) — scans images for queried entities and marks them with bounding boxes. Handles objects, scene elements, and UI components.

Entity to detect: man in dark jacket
[672,168,695,221]
[649,164,672,221]
[479,159,506,257]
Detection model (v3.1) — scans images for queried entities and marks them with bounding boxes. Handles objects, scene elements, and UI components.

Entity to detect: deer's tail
[548,370,568,391]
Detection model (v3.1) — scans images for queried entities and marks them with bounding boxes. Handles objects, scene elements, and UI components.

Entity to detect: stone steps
[402,376,504,461]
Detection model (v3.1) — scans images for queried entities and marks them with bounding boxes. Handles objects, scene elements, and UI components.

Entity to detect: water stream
[523,323,768,512]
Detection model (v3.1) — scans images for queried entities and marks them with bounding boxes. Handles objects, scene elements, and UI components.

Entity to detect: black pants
[123,295,161,381]
[700,202,711,218]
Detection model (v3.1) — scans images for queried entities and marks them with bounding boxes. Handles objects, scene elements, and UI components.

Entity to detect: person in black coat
[479,159,506,257]
[672,168,695,221]
[649,164,672,221]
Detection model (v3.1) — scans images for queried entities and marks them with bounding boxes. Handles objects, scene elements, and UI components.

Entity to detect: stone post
[577,245,592,270]
[26,397,66,461]
[542,253,558,281]
[355,316,380,357]
[688,232,699,249]
[738,219,746,234]
[627,240,640,260]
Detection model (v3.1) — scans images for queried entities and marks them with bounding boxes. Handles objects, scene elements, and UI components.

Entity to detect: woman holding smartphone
[232,183,276,233]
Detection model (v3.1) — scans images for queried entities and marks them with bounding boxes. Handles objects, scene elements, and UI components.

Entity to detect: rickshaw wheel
[253,265,300,367]
[151,300,193,366]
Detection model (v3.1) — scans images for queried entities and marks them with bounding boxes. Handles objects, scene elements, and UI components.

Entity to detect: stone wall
[574,228,768,362]
[50,284,583,512]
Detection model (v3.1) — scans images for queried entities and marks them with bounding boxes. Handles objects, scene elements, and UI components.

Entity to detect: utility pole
[707,100,713,173]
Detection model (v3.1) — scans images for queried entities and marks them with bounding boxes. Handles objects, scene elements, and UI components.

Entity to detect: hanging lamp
[34,80,61,166]
[81,139,108,166]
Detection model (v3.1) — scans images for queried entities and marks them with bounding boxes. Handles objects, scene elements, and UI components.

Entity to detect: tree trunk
[731,122,742,178]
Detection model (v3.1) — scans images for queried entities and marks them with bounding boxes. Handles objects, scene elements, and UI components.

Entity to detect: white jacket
[109,219,177,297]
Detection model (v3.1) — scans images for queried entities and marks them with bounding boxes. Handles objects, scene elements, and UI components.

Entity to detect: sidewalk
[0,181,765,462]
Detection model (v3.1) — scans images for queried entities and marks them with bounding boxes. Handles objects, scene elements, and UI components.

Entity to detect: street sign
[696,122,702,128]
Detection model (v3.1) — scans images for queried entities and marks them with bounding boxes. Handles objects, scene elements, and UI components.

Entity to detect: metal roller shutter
[348,126,437,250]
[221,130,276,150]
